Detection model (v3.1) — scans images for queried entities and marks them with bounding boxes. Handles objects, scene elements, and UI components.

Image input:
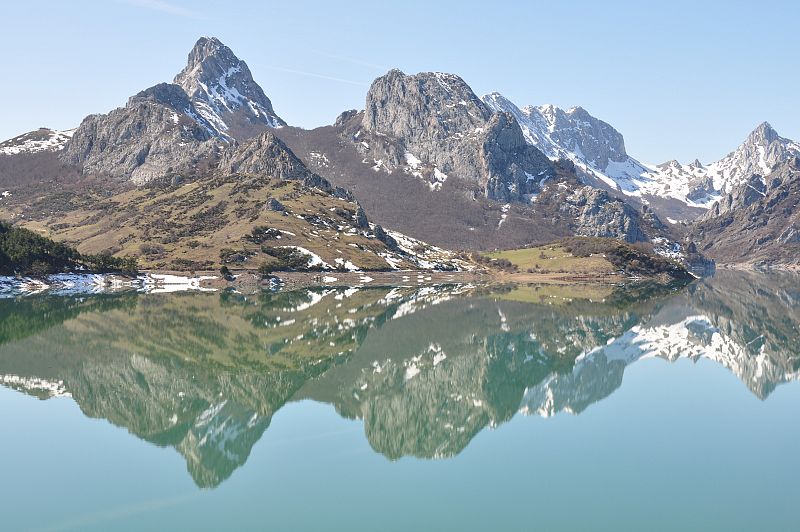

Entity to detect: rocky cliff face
[358,70,554,201]
[560,186,646,242]
[174,36,285,138]
[220,131,339,192]
[61,82,226,184]
[484,93,629,170]
[482,92,654,196]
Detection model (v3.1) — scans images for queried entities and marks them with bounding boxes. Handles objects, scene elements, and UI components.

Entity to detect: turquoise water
[1,271,799,531]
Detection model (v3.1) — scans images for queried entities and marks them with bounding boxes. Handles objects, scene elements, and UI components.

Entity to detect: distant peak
[383,68,406,77]
[657,159,682,169]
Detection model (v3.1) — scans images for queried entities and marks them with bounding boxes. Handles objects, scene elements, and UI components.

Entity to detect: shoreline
[0,267,682,298]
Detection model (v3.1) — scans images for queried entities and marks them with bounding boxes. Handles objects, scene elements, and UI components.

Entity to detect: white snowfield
[193,65,283,132]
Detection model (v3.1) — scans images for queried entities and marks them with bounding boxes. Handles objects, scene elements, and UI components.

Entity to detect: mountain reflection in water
[1,271,798,488]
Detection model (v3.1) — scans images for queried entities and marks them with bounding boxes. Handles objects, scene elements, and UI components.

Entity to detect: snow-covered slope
[483,92,655,200]
[483,93,800,211]
[0,127,75,156]
[647,122,800,205]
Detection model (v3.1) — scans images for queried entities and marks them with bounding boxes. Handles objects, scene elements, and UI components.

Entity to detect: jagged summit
[483,92,800,214]
[709,121,800,189]
[483,93,639,192]
[174,36,285,137]
[746,121,779,144]
[359,70,553,202]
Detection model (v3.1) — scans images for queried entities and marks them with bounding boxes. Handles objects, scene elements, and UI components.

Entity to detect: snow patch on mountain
[174,37,285,134]
[483,93,800,210]
[0,128,75,156]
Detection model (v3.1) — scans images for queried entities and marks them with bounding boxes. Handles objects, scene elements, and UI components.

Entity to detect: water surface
[1,272,799,531]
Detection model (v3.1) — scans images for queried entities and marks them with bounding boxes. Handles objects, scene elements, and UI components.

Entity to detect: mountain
[0,128,75,156]
[61,82,226,184]
[483,93,800,223]
[276,71,681,252]
[5,132,461,271]
[0,38,708,264]
[690,157,800,266]
[482,93,634,179]
[358,70,554,202]
[642,122,800,218]
[60,37,286,184]
[0,42,484,269]
[174,36,286,138]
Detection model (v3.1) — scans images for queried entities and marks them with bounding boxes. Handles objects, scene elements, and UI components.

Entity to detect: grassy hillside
[0,173,457,272]
[486,244,616,274]
[483,237,693,281]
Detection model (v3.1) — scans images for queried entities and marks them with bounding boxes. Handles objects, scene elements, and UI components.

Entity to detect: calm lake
[1,271,799,531]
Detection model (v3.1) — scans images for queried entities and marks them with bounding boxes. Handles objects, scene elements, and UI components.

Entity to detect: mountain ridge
[2,35,796,267]
[483,92,799,222]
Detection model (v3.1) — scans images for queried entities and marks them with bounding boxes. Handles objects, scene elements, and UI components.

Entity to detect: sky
[1,0,797,163]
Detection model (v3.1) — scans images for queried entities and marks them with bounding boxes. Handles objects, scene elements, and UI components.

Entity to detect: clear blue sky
[2,0,797,163]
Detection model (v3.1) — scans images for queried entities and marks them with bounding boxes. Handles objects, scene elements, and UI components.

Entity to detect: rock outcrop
[220,131,351,198]
[61,82,225,184]
[358,69,554,201]
[560,186,646,243]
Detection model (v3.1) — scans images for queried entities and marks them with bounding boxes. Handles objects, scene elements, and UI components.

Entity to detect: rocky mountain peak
[745,121,779,146]
[174,36,285,137]
[182,37,237,75]
[362,69,491,139]
[359,70,553,201]
[709,122,800,194]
